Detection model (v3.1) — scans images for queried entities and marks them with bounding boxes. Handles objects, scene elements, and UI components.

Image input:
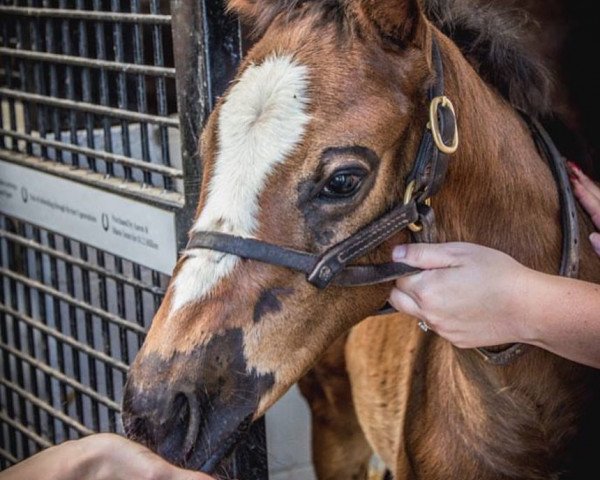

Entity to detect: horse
[121,0,600,478]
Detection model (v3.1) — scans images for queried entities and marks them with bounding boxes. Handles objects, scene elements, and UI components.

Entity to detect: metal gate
[0,0,268,477]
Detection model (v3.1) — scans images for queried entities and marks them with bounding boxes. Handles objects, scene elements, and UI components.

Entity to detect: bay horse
[122,0,600,478]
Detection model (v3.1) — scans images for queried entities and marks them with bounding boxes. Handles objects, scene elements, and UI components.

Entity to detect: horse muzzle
[121,328,275,473]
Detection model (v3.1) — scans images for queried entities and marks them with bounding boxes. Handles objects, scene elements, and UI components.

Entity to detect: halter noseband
[185,37,579,365]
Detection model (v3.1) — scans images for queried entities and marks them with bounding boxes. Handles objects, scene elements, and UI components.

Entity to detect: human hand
[388,243,536,348]
[568,161,600,256]
[0,433,213,480]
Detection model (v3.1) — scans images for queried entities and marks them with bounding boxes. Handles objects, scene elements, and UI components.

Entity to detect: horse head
[122,0,455,471]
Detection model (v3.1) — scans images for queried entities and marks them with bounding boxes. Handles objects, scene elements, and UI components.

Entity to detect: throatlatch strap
[476,115,580,366]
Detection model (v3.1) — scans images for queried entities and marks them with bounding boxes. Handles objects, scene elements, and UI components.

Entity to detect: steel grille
[0,0,181,191]
[0,0,268,476]
[0,214,169,466]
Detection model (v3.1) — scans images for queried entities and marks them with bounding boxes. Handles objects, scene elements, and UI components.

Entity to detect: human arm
[0,433,213,480]
[388,242,600,369]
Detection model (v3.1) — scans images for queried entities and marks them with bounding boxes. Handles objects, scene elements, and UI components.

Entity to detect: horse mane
[232,0,552,116]
[423,0,552,116]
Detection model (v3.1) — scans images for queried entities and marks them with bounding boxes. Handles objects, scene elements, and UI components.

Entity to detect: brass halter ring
[403,180,431,233]
[428,95,459,154]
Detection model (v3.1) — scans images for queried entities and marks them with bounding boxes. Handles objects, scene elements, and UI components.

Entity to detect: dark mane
[235,0,552,116]
[424,0,552,116]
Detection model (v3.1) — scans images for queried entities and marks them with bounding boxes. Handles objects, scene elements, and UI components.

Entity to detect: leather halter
[186,38,580,366]
[474,114,580,365]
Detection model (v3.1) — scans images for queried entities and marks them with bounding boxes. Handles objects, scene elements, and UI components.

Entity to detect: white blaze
[171,55,311,312]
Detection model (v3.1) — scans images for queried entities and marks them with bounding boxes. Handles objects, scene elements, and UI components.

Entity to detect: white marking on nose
[172,55,311,312]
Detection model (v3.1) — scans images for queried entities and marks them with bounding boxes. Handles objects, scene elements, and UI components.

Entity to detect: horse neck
[432,34,564,275]
[428,34,600,379]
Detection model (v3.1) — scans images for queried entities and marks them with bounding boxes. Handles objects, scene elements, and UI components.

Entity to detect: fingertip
[567,161,586,178]
[566,160,579,172]
[392,244,407,261]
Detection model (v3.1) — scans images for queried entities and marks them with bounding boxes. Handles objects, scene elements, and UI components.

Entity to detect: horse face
[122,0,431,472]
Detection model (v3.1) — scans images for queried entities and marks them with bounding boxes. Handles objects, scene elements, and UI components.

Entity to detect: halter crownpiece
[185,36,579,366]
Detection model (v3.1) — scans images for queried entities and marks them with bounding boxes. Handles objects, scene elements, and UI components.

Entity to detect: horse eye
[321,169,365,199]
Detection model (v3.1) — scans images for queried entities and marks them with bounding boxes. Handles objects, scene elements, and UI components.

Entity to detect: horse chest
[346,314,423,471]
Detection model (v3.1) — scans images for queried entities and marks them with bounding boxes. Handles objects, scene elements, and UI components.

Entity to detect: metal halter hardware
[186,37,580,366]
[429,96,459,155]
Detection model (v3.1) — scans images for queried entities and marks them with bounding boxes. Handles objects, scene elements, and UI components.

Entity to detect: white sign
[0,160,178,274]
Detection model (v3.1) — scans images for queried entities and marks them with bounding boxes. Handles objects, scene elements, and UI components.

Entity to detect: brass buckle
[403,180,431,233]
[428,96,459,154]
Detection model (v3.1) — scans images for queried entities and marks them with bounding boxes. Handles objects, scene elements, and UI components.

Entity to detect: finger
[571,177,600,211]
[389,288,423,318]
[392,242,462,270]
[591,233,600,257]
[572,180,600,229]
[569,163,600,202]
[393,272,428,309]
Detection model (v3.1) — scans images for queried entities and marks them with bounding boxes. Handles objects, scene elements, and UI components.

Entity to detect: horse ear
[226,0,285,36]
[356,0,426,47]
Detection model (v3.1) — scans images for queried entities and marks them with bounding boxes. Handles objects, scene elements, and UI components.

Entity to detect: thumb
[392,243,459,270]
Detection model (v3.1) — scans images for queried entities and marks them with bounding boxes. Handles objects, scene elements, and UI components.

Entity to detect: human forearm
[520,270,600,368]
[0,440,90,480]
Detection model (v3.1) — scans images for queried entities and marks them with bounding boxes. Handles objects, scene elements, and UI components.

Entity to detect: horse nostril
[178,392,201,459]
[156,391,202,462]
[172,392,189,424]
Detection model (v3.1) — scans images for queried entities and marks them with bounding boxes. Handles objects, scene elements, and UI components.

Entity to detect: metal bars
[0,216,168,466]
[0,216,170,468]
[0,6,172,24]
[0,0,178,468]
[0,0,181,190]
